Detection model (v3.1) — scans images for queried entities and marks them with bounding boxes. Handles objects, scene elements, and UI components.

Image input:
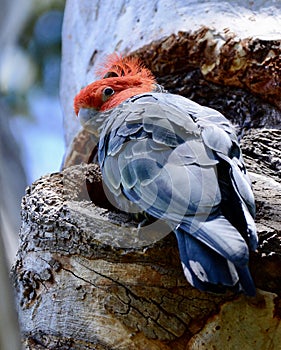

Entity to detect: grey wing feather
[99,92,257,232]
[99,93,221,220]
[98,92,258,295]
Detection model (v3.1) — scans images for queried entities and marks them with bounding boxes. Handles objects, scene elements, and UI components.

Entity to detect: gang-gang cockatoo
[74,54,258,295]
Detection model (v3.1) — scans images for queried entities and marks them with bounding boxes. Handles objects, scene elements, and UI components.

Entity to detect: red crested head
[74,54,156,115]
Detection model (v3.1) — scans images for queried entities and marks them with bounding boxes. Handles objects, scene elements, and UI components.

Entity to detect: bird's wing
[163,93,257,248]
[98,93,258,295]
[161,93,256,215]
[99,93,222,222]
[99,92,255,221]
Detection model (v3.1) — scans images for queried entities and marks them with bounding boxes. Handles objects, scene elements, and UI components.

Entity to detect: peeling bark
[133,29,281,109]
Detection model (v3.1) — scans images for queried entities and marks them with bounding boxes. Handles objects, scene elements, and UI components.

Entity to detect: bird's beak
[78,107,100,135]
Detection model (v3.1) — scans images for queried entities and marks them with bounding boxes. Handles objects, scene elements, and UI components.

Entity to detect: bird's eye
[102,87,115,101]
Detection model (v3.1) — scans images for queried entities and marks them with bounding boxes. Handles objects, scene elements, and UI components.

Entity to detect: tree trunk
[12,0,281,349]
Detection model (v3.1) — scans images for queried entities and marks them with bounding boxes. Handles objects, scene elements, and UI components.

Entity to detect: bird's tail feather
[175,223,256,296]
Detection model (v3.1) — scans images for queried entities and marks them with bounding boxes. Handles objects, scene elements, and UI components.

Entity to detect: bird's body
[74,54,258,295]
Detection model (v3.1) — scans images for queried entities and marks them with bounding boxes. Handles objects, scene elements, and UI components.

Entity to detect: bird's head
[74,54,156,122]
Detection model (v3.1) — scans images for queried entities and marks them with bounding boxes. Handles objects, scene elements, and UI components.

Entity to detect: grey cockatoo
[74,54,258,295]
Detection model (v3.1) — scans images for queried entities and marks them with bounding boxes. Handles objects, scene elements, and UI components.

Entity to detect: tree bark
[12,156,281,349]
[12,0,281,349]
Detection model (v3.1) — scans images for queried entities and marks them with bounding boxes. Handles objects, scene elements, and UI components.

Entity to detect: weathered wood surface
[12,0,281,349]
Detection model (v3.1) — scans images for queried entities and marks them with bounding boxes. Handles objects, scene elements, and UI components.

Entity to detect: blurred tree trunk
[0,103,27,263]
[0,230,21,350]
[0,105,24,350]
[0,0,27,349]
[12,0,281,349]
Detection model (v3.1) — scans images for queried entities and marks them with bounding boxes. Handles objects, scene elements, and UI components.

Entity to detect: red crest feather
[96,53,154,81]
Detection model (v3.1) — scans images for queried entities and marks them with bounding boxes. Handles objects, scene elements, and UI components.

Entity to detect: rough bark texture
[12,156,281,349]
[13,0,281,349]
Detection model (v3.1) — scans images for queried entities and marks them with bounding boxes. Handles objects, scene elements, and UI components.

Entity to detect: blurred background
[0,0,66,263]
